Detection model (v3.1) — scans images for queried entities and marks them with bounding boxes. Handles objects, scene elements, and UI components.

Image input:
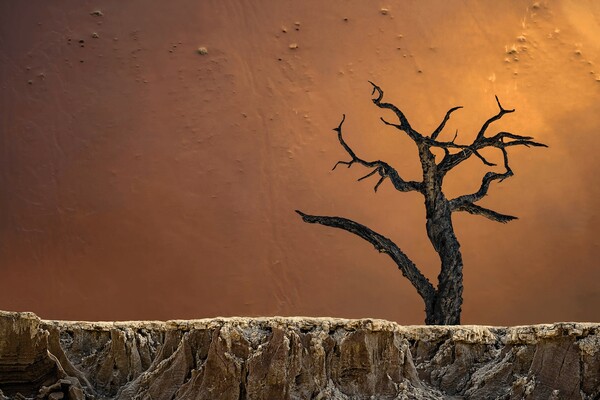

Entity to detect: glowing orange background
[1,1,598,324]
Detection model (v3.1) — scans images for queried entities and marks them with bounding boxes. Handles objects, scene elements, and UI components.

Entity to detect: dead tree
[296,82,546,325]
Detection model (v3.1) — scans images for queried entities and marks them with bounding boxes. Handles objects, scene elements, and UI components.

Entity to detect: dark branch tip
[358,168,379,182]
[380,117,400,128]
[374,176,386,192]
[333,114,346,132]
[494,95,515,113]
[494,95,503,110]
[367,80,383,101]
[497,214,519,224]
[294,210,307,218]
[332,160,353,170]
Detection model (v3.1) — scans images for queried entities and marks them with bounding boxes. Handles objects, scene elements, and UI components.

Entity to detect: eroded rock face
[0,312,61,397]
[0,311,599,399]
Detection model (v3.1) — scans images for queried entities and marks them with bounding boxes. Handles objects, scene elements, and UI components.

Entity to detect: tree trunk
[421,147,463,325]
[425,208,463,325]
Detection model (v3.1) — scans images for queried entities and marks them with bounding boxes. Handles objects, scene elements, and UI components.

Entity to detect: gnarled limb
[295,210,436,309]
[331,114,422,193]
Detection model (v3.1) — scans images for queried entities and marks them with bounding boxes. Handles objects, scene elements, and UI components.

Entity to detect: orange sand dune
[0,0,598,324]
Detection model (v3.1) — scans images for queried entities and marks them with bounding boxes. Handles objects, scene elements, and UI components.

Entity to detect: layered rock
[0,311,598,399]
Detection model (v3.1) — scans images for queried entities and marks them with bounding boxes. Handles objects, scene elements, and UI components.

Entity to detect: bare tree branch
[374,175,386,192]
[331,114,423,193]
[450,147,513,207]
[434,104,547,174]
[475,96,515,141]
[502,140,548,148]
[488,131,534,141]
[436,96,514,172]
[447,132,547,222]
[451,202,518,223]
[487,132,547,148]
[357,168,380,181]
[431,106,463,140]
[295,210,436,303]
[368,81,424,143]
[472,150,496,167]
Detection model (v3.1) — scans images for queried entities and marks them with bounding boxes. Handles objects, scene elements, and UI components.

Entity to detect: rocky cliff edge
[0,311,599,399]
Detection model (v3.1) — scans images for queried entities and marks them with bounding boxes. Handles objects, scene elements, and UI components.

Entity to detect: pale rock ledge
[0,311,598,399]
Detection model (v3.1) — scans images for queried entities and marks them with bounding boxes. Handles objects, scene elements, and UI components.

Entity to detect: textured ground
[1,311,599,399]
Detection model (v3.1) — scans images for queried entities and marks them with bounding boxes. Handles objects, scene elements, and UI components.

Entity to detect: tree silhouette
[296,82,547,325]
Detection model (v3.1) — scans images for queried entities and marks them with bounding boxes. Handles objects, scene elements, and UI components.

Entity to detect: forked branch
[475,96,515,141]
[331,114,422,193]
[450,147,513,206]
[449,137,545,222]
[434,98,546,175]
[368,81,424,143]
